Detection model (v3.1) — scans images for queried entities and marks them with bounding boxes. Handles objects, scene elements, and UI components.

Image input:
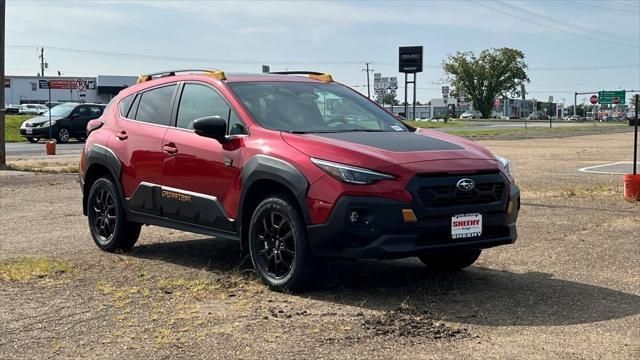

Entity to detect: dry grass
[0,257,71,282]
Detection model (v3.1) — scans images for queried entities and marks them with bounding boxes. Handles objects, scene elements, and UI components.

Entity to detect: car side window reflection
[177,83,246,135]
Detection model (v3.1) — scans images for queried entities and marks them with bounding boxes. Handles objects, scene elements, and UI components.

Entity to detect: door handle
[116,131,128,140]
[163,143,178,155]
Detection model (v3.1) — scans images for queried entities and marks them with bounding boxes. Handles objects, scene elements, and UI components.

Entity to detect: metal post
[574,92,577,116]
[0,0,5,168]
[404,73,408,118]
[48,81,52,140]
[412,73,417,121]
[634,94,638,175]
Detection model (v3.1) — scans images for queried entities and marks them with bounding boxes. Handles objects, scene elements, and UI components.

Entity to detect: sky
[5,0,640,106]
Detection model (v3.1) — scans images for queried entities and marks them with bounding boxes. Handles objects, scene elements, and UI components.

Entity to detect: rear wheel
[248,195,315,292]
[87,177,141,252]
[418,249,482,271]
[26,137,39,143]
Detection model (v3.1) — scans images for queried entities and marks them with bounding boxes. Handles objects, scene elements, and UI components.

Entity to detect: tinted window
[176,84,233,130]
[89,106,103,117]
[228,82,407,133]
[134,85,176,126]
[118,94,135,118]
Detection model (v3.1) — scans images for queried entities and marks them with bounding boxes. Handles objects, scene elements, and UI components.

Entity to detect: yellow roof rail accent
[308,73,333,83]
[136,75,152,84]
[204,70,226,81]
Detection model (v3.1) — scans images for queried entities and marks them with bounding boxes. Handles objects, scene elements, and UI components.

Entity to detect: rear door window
[134,85,176,126]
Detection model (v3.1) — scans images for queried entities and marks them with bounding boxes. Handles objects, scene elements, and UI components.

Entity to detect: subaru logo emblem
[456,178,475,191]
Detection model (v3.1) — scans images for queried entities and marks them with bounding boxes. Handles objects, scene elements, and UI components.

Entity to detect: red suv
[80,69,520,291]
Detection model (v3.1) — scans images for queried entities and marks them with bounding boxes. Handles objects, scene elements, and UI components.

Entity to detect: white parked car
[19,104,48,115]
[460,110,482,119]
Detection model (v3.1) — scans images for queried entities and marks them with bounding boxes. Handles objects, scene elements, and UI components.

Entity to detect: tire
[87,177,141,252]
[418,249,482,271]
[56,127,70,143]
[248,195,315,292]
[26,137,39,143]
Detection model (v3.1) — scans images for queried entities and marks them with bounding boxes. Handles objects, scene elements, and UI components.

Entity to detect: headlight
[40,120,55,127]
[310,158,395,185]
[496,155,514,178]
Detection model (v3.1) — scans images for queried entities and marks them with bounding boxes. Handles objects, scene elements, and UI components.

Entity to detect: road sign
[613,97,620,105]
[590,95,598,105]
[76,78,86,91]
[598,90,625,105]
[399,46,423,73]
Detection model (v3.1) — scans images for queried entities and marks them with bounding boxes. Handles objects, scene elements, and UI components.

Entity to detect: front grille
[418,182,506,207]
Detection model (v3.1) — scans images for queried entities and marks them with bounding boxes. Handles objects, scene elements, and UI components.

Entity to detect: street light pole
[0,0,6,168]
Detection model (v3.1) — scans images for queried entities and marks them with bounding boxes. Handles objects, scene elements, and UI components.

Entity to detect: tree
[443,48,530,119]
[381,92,399,106]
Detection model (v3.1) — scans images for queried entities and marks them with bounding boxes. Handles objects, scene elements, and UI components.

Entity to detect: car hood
[281,129,498,172]
[25,115,64,125]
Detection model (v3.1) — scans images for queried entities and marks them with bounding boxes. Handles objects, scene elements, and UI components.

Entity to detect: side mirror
[193,116,227,143]
[70,113,80,120]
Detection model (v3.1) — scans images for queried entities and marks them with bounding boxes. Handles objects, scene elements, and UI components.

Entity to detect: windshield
[228,82,409,133]
[43,104,75,118]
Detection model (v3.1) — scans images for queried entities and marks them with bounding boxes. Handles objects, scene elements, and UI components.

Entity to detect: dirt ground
[1,132,638,359]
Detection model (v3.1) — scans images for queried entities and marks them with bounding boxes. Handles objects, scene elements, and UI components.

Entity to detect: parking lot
[1,131,638,359]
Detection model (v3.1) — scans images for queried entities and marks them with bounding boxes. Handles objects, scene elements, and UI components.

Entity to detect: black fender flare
[237,155,311,228]
[82,144,123,215]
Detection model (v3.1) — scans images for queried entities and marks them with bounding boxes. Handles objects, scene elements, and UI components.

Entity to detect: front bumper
[20,126,53,138]
[307,185,520,259]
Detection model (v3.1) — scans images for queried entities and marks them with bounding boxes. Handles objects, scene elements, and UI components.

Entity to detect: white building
[4,75,137,105]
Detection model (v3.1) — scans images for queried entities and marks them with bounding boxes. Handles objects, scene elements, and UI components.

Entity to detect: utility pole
[362,62,373,98]
[39,47,46,77]
[0,0,6,168]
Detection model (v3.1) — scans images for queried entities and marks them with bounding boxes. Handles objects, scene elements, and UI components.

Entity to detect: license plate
[451,213,482,239]
[26,129,32,134]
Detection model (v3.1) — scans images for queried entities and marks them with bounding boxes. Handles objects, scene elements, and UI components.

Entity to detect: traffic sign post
[623,93,639,202]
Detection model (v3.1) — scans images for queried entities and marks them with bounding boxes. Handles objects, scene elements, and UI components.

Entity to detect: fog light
[349,210,360,223]
[402,209,417,223]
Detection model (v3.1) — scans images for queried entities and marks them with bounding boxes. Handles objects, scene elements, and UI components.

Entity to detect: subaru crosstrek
[80,69,520,291]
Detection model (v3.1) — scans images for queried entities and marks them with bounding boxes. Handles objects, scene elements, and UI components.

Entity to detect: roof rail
[268,71,333,83]
[136,68,226,84]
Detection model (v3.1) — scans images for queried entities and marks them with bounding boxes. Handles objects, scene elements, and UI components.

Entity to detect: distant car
[4,104,20,115]
[19,103,105,143]
[460,110,482,119]
[600,115,615,122]
[567,115,583,122]
[527,111,549,120]
[19,104,48,115]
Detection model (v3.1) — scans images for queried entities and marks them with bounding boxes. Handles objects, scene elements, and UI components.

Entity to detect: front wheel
[248,195,315,292]
[418,249,482,271]
[87,177,141,252]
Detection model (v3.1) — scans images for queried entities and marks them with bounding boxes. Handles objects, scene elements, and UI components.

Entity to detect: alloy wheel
[255,210,296,279]
[91,187,116,244]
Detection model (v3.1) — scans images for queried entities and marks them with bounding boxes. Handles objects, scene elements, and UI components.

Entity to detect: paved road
[5,142,85,156]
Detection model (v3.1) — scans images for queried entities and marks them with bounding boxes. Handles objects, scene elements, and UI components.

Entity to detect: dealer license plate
[451,213,482,239]
[26,129,32,134]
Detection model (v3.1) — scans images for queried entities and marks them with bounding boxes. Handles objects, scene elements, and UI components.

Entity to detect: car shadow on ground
[129,237,640,327]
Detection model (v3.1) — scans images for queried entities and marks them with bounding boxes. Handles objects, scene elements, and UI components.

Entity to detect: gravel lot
[1,132,639,359]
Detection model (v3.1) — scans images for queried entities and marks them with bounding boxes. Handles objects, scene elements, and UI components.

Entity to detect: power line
[495,0,639,43]
[568,0,639,12]
[469,0,640,48]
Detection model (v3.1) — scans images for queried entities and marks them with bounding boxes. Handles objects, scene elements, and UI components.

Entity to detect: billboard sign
[399,46,423,73]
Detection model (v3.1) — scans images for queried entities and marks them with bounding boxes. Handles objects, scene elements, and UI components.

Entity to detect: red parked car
[80,69,520,291]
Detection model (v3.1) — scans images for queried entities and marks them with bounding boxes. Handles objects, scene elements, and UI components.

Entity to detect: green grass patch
[0,257,71,281]
[448,124,628,137]
[403,120,468,128]
[4,115,34,142]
